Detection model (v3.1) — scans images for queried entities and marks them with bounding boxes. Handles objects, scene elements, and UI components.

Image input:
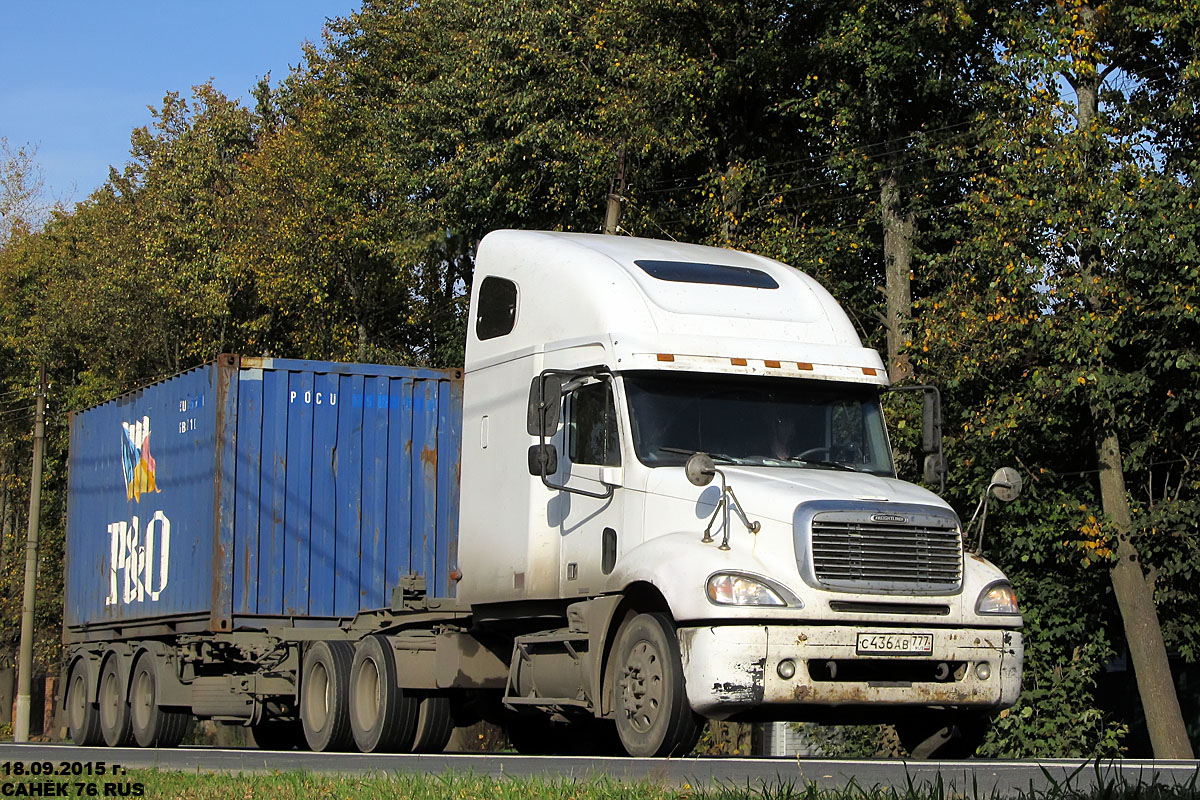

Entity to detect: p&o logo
[107,416,171,606]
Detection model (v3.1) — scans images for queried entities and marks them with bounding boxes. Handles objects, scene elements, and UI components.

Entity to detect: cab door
[557,378,624,597]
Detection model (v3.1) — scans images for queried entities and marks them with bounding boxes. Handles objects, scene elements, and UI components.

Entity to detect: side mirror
[685,452,717,487]
[990,467,1023,502]
[527,443,558,476]
[526,374,563,436]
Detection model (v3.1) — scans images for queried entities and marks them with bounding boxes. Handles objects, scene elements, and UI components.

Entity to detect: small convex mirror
[990,466,1023,502]
[685,452,717,487]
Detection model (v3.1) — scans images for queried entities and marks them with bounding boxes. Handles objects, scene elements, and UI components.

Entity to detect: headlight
[976,582,1020,615]
[707,573,788,606]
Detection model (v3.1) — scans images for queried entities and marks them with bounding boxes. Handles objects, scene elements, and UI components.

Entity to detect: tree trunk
[1095,428,1194,758]
[719,162,744,244]
[880,169,914,383]
[1068,3,1192,756]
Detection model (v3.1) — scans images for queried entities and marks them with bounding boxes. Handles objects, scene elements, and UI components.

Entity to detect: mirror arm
[534,365,617,501]
[538,466,615,500]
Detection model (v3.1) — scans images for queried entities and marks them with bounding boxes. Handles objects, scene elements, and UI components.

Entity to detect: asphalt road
[0,742,1197,797]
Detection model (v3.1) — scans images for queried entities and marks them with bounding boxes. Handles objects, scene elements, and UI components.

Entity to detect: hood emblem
[872,513,908,524]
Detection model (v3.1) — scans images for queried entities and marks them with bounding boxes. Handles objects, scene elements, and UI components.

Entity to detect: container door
[556,378,624,597]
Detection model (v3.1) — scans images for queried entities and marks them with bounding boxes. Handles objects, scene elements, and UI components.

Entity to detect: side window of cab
[475,276,518,340]
[568,382,620,467]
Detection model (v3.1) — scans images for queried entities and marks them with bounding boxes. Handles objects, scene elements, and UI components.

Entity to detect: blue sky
[1,1,360,207]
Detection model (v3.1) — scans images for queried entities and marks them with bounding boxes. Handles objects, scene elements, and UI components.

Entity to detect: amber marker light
[656,354,675,362]
[862,367,878,376]
[730,358,747,366]
[765,360,781,368]
[797,362,814,370]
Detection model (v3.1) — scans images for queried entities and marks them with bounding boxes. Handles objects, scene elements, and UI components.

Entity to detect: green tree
[920,0,1200,757]
[776,0,1001,382]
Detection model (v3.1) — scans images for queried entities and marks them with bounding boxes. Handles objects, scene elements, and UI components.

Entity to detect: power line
[0,406,34,421]
[640,119,984,193]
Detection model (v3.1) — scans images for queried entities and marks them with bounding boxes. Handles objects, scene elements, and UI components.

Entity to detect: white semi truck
[62,230,1022,758]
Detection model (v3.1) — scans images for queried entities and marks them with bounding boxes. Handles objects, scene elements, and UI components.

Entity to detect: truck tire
[300,641,354,752]
[129,654,191,748]
[98,656,135,747]
[410,695,455,753]
[65,660,103,746]
[611,612,702,757]
[349,635,418,752]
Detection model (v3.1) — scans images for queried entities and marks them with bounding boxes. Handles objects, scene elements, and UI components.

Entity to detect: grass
[7,765,1194,800]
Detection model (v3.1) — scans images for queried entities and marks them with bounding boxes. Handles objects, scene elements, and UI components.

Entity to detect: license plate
[855,632,933,655]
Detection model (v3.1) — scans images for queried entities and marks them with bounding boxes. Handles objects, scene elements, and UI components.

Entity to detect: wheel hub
[619,641,663,733]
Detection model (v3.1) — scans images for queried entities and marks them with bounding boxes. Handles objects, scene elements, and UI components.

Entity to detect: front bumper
[677,624,1023,719]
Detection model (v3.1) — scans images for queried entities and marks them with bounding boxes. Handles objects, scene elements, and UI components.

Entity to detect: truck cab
[456,230,1023,756]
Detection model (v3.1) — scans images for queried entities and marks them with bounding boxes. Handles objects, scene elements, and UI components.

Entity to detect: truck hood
[642,465,955,526]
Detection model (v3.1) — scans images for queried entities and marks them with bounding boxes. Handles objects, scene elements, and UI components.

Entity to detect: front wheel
[610,612,702,757]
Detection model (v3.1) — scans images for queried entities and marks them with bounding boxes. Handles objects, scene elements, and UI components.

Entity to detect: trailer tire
[349,635,417,752]
[65,660,103,746]
[129,654,191,748]
[300,641,354,752]
[98,656,135,748]
[410,695,454,753]
[611,612,701,757]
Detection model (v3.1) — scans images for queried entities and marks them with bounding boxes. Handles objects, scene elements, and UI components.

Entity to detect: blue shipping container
[64,355,463,635]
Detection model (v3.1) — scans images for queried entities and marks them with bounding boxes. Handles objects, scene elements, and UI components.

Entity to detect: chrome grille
[810,514,962,591]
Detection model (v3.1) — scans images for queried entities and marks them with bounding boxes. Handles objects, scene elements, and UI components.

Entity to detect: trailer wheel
[410,695,454,753]
[129,654,191,748]
[98,656,134,747]
[349,635,417,752]
[611,612,701,757]
[65,660,103,746]
[300,641,354,752]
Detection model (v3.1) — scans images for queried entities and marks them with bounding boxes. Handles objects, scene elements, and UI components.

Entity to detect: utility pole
[14,366,46,742]
[603,145,627,235]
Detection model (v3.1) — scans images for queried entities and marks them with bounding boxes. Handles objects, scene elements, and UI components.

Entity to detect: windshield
[623,371,894,476]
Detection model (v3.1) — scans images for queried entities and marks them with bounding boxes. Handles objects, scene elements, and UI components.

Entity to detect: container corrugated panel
[64,355,463,635]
